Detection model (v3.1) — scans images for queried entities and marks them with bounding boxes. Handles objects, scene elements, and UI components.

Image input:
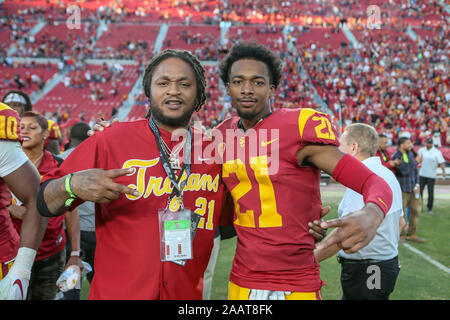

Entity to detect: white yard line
[402,243,450,274]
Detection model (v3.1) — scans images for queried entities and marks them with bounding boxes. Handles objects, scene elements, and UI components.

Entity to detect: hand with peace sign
[41,167,139,217]
[70,168,139,203]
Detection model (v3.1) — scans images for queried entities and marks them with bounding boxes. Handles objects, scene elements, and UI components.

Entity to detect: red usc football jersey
[12,151,66,261]
[0,103,22,263]
[41,120,230,300]
[215,108,339,292]
[47,119,61,140]
[44,119,62,150]
[0,103,22,143]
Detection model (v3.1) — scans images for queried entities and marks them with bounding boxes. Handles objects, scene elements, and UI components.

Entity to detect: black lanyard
[148,116,192,200]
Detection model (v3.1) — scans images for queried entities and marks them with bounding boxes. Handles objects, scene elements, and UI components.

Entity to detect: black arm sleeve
[37,179,63,217]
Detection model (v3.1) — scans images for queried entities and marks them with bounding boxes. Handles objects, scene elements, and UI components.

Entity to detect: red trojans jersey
[44,119,62,150]
[0,103,22,263]
[41,120,230,300]
[12,151,66,261]
[215,108,340,292]
[46,119,61,140]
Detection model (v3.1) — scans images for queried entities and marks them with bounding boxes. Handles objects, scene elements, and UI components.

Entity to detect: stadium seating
[0,0,448,155]
[33,64,138,121]
[295,27,349,50]
[163,25,221,61]
[94,23,159,59]
[0,63,58,98]
[228,26,286,50]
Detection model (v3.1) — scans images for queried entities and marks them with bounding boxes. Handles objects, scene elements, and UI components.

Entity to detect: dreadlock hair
[142,49,207,118]
[2,90,32,112]
[219,41,283,88]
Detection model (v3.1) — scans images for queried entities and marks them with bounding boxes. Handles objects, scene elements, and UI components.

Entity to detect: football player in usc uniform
[2,91,63,155]
[0,103,47,300]
[44,118,63,155]
[215,42,393,300]
[36,50,233,299]
[9,111,82,300]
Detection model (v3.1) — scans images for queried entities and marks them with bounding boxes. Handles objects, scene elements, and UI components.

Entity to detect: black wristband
[37,179,63,217]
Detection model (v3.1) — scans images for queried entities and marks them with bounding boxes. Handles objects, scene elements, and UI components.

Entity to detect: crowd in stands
[12,21,98,59]
[296,21,448,147]
[164,26,224,61]
[0,0,448,149]
[64,61,125,90]
[0,60,57,98]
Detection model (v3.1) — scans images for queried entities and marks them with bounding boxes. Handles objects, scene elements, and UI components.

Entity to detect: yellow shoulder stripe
[0,102,14,113]
[298,108,321,138]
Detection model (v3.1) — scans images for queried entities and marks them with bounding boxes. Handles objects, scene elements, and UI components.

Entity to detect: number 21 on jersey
[223,155,282,228]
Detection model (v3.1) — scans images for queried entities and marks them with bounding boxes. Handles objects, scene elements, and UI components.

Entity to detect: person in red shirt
[44,118,63,155]
[376,133,401,171]
[216,42,393,300]
[0,103,48,300]
[37,50,232,300]
[8,111,82,300]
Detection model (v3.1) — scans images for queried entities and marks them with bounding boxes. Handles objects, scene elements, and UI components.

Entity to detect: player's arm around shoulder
[298,144,392,255]
[87,118,120,137]
[296,143,343,174]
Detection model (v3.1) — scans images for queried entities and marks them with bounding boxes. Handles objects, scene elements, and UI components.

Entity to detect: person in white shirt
[418,137,446,214]
[313,123,405,300]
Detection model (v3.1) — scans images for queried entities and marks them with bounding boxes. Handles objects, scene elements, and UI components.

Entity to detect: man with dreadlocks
[36,50,232,299]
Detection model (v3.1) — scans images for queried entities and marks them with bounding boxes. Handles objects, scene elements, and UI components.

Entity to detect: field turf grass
[81,188,450,300]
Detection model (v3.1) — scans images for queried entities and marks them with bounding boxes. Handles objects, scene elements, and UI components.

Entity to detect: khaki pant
[402,192,421,236]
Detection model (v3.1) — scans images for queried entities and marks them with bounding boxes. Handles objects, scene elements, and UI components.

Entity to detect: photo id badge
[170,211,201,266]
[159,207,192,263]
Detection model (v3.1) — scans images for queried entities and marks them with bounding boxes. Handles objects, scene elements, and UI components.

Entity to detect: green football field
[81,185,450,300]
[209,185,450,300]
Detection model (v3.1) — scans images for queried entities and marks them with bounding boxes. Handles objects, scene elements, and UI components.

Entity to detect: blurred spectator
[418,137,446,214]
[60,122,96,300]
[392,137,424,243]
[377,133,401,171]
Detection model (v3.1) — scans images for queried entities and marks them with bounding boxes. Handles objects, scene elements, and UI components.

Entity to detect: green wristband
[65,174,77,207]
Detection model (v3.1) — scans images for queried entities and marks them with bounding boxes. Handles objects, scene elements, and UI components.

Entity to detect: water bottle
[56,265,80,292]
[81,261,93,276]
[414,184,420,199]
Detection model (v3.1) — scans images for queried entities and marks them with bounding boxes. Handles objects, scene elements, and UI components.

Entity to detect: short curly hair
[142,49,206,116]
[22,111,48,132]
[219,41,283,88]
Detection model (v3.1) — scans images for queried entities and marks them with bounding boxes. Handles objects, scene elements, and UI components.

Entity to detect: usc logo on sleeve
[0,102,21,142]
[298,108,337,142]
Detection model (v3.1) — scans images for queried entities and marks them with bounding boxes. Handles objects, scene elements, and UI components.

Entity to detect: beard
[236,107,260,120]
[149,96,195,128]
[235,100,271,121]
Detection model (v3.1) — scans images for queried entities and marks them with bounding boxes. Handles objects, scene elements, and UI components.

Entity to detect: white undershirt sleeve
[0,140,29,178]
